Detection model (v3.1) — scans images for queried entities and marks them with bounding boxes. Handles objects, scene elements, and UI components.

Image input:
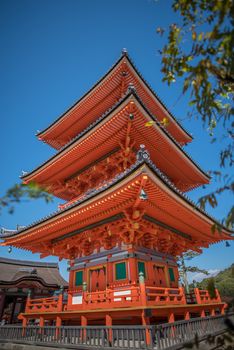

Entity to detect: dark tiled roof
[0,257,68,287]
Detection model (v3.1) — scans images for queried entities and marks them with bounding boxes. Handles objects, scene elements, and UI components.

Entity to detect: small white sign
[72,295,82,305]
[113,290,131,301]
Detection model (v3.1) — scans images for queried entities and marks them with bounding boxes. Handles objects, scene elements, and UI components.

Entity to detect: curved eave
[21,93,209,192]
[37,52,192,148]
[0,276,62,289]
[2,159,232,248]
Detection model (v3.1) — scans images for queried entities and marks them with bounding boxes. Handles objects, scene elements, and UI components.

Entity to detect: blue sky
[0,0,233,281]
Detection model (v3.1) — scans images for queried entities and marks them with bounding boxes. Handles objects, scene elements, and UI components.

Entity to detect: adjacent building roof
[0,257,68,288]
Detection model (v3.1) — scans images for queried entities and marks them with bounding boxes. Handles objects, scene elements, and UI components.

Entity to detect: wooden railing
[25,294,63,313]
[24,286,222,314]
[146,286,186,305]
[67,285,186,311]
[194,288,221,304]
[68,285,142,311]
[0,313,232,349]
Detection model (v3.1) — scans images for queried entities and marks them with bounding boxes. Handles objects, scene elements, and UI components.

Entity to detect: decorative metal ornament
[139,189,148,201]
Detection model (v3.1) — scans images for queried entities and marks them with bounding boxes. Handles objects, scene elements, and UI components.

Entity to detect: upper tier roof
[2,152,232,259]
[37,50,192,148]
[21,92,209,197]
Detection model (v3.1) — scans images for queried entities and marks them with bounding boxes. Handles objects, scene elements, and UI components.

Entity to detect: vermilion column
[107,255,113,286]
[55,316,62,339]
[81,315,87,341]
[168,313,175,323]
[39,316,44,328]
[106,314,113,343]
[200,310,205,318]
[141,311,151,346]
[128,250,137,283]
[211,309,215,316]
[22,316,27,336]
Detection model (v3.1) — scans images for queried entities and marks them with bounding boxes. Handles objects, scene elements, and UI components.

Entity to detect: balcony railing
[194,288,221,304]
[24,284,223,315]
[25,295,63,313]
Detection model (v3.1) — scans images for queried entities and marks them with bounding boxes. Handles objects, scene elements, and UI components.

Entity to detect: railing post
[194,288,201,304]
[82,282,87,308]
[215,289,221,302]
[139,271,147,307]
[179,287,187,304]
[58,294,63,312]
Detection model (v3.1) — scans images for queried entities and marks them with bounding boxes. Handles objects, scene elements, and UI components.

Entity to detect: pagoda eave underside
[23,94,209,198]
[2,164,230,259]
[37,54,192,149]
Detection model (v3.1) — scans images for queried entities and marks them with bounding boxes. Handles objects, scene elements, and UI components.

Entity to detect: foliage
[157,0,234,228]
[0,182,53,215]
[178,251,208,293]
[197,263,234,300]
[207,277,217,298]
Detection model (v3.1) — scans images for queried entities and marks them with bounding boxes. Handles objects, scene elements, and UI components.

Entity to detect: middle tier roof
[22,92,210,199]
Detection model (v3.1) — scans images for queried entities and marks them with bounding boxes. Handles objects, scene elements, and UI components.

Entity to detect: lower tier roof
[1,150,232,259]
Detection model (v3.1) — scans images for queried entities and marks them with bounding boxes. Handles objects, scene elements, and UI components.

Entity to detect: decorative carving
[45,147,136,202]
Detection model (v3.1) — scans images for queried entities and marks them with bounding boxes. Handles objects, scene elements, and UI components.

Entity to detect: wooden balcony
[25,284,186,314]
[194,288,221,304]
[25,295,63,314]
[24,285,222,315]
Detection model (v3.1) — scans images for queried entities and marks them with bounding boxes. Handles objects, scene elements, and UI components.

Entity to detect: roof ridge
[36,50,192,143]
[37,52,125,138]
[0,256,59,268]
[123,52,192,140]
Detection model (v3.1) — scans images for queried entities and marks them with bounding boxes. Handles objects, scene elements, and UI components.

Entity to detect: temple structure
[1,50,232,329]
[0,257,67,324]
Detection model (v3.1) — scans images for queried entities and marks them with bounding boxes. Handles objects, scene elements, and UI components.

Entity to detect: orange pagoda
[1,50,232,329]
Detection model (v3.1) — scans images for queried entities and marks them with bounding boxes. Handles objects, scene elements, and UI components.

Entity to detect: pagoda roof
[0,257,67,288]
[37,51,192,149]
[22,91,209,196]
[2,151,232,258]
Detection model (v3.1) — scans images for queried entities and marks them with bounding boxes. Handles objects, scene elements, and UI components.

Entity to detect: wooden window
[75,270,83,286]
[168,267,175,282]
[115,262,126,280]
[138,261,146,278]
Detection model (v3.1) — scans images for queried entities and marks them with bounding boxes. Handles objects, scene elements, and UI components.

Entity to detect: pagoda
[1,50,232,330]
